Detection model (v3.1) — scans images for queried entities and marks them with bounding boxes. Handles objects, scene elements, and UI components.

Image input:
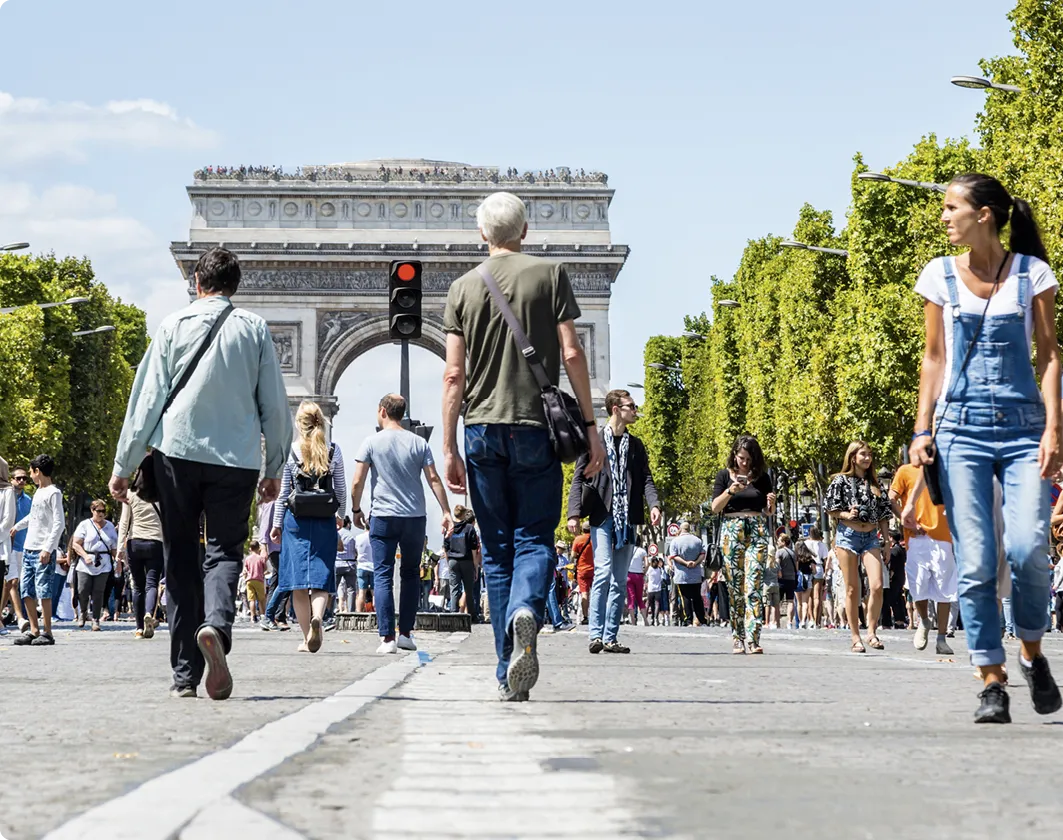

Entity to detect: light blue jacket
[113,295,293,478]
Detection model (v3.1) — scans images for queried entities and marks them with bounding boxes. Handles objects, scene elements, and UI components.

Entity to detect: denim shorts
[356,568,373,590]
[834,524,881,556]
[20,549,55,601]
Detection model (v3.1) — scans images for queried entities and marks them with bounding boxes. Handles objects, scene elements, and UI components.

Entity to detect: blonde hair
[837,440,883,497]
[295,401,330,476]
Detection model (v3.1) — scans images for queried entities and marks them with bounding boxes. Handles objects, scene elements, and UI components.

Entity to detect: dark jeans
[153,450,258,690]
[264,551,290,623]
[678,582,708,626]
[76,571,108,621]
[127,538,164,630]
[882,581,907,628]
[708,579,730,623]
[49,567,66,618]
[465,424,560,684]
[448,558,481,621]
[105,568,125,616]
[370,515,425,638]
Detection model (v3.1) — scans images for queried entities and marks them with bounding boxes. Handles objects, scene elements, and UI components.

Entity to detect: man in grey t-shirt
[668,523,706,626]
[350,394,453,655]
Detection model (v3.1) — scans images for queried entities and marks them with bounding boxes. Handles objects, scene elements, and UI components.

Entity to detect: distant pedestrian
[0,466,32,633]
[572,523,594,624]
[243,541,267,623]
[335,517,358,613]
[11,454,65,646]
[116,476,165,639]
[445,505,482,622]
[71,500,118,631]
[110,246,292,699]
[668,523,707,627]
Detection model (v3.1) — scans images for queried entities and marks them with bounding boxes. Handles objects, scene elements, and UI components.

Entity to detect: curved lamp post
[780,239,849,258]
[950,75,1022,93]
[649,362,683,374]
[1,242,30,252]
[0,296,91,316]
[626,382,645,390]
[73,325,116,337]
[858,172,946,193]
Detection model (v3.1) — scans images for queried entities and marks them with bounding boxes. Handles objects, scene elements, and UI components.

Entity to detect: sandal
[748,645,764,655]
[867,636,885,650]
[732,639,746,655]
[851,640,866,654]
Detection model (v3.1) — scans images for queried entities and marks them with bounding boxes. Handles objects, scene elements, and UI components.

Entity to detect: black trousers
[677,582,707,625]
[882,582,907,628]
[448,558,482,621]
[127,538,164,630]
[154,451,258,690]
[76,570,108,621]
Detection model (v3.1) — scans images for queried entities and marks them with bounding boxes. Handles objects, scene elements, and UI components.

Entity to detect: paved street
[3,620,1061,840]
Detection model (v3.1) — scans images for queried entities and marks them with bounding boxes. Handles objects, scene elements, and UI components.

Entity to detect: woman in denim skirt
[910,173,1062,724]
[825,442,894,654]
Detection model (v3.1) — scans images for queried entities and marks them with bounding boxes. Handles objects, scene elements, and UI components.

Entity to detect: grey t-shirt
[355,429,433,518]
[669,533,704,585]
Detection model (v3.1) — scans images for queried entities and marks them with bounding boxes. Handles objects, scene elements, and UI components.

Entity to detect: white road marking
[179,796,307,840]
[44,633,468,840]
[371,656,659,839]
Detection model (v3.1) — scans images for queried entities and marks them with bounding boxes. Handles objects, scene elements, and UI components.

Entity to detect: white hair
[476,192,526,247]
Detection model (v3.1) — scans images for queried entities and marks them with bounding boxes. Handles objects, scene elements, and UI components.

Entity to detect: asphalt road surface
[2,620,1060,839]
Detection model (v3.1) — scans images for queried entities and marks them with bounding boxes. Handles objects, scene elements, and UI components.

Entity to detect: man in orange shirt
[571,523,594,624]
[890,464,957,655]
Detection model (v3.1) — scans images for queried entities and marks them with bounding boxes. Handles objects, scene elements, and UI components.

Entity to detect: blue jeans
[49,566,66,617]
[465,424,561,684]
[938,406,1051,666]
[266,582,290,623]
[369,516,425,638]
[545,576,564,629]
[1002,597,1015,635]
[589,516,635,643]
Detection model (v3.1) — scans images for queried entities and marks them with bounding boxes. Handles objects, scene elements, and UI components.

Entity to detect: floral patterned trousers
[720,516,768,646]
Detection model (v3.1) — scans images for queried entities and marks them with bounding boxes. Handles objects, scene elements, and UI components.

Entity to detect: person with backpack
[270,401,346,654]
[445,505,482,623]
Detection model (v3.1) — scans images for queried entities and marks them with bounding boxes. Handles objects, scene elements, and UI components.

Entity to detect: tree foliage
[635,1,1057,512]
[0,253,147,513]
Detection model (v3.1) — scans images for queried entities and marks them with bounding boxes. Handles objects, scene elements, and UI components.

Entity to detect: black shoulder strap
[476,263,552,392]
[160,304,235,418]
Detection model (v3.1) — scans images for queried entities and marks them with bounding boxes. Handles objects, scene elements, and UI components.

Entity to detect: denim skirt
[277,509,337,594]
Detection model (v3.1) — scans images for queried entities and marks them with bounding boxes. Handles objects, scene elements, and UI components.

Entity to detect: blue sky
[0,0,1016,542]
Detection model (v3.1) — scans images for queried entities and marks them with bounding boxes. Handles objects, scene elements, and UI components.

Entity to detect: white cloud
[0,90,217,165]
[0,180,188,329]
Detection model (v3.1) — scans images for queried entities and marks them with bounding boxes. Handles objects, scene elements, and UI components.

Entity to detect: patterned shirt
[825,474,893,524]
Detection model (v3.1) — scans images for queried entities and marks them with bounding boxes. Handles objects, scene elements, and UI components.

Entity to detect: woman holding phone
[710,435,776,654]
[910,173,1062,724]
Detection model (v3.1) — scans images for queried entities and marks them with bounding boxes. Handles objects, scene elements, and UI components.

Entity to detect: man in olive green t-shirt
[441,191,605,702]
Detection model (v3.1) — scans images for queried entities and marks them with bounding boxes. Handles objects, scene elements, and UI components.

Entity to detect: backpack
[446,524,469,558]
[287,444,338,519]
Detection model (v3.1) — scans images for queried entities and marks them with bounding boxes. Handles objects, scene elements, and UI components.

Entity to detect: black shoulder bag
[287,443,339,519]
[475,264,590,463]
[924,253,1008,505]
[134,304,235,503]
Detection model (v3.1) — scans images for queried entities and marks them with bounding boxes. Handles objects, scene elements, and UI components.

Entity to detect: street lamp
[0,242,30,252]
[780,239,849,258]
[72,325,115,337]
[626,382,645,390]
[682,331,706,340]
[649,362,683,374]
[950,75,1022,93]
[0,296,91,316]
[717,299,740,308]
[857,172,946,193]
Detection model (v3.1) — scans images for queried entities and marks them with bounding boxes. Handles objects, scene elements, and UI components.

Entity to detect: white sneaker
[397,634,417,651]
[560,622,576,632]
[376,639,398,655]
[914,624,929,650]
[540,625,557,635]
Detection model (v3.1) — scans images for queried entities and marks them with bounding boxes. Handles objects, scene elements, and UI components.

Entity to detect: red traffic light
[396,263,417,282]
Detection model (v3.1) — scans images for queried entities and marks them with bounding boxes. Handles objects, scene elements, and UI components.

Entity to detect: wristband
[352,508,362,514]
[911,430,931,441]
[583,419,597,428]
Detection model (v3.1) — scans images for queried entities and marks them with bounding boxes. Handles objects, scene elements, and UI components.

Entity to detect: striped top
[273,442,347,527]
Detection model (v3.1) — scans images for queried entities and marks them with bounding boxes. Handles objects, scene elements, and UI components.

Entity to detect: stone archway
[316,313,447,407]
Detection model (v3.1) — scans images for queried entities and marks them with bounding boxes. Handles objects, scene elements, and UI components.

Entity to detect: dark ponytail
[951,173,1049,266]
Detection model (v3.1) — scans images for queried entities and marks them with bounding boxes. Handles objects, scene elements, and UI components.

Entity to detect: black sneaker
[588,638,604,654]
[497,683,529,702]
[170,684,197,699]
[30,632,54,646]
[974,682,1011,724]
[506,608,539,696]
[1019,654,1063,715]
[196,626,233,701]
[12,632,38,646]
[603,641,630,654]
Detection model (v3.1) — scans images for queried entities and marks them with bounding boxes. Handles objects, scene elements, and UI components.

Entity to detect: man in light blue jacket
[110,247,292,700]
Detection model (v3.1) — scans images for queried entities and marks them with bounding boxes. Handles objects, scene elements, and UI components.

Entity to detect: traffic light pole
[400,338,411,418]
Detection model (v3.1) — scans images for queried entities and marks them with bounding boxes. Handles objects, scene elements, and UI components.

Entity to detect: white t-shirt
[74,518,118,576]
[645,565,664,592]
[628,546,647,574]
[915,255,1058,405]
[355,530,373,572]
[804,538,829,576]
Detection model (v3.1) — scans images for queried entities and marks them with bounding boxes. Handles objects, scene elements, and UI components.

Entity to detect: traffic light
[389,260,422,340]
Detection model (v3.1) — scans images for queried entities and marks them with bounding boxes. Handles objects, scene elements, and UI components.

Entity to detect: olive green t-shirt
[443,252,581,427]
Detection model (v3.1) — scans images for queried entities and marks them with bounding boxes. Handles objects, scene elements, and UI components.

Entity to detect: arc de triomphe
[170,159,629,420]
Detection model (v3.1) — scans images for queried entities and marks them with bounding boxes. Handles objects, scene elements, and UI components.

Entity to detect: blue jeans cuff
[969,647,1007,667]
[1015,625,1047,643]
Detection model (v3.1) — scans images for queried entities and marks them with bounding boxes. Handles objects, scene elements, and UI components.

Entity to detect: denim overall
[935,254,1051,667]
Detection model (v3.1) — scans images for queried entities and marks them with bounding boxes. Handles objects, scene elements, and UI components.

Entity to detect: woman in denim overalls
[910,173,1062,724]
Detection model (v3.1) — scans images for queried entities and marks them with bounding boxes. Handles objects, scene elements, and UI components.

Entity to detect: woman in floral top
[825,441,893,653]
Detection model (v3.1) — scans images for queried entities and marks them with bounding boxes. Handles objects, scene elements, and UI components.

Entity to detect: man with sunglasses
[568,389,662,654]
[0,469,32,633]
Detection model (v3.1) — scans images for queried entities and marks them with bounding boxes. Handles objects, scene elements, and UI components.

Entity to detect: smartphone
[737,475,749,486]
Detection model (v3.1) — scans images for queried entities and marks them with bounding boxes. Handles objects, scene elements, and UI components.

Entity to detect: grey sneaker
[170,684,197,699]
[935,637,954,656]
[498,683,529,702]
[30,632,55,646]
[506,608,540,697]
